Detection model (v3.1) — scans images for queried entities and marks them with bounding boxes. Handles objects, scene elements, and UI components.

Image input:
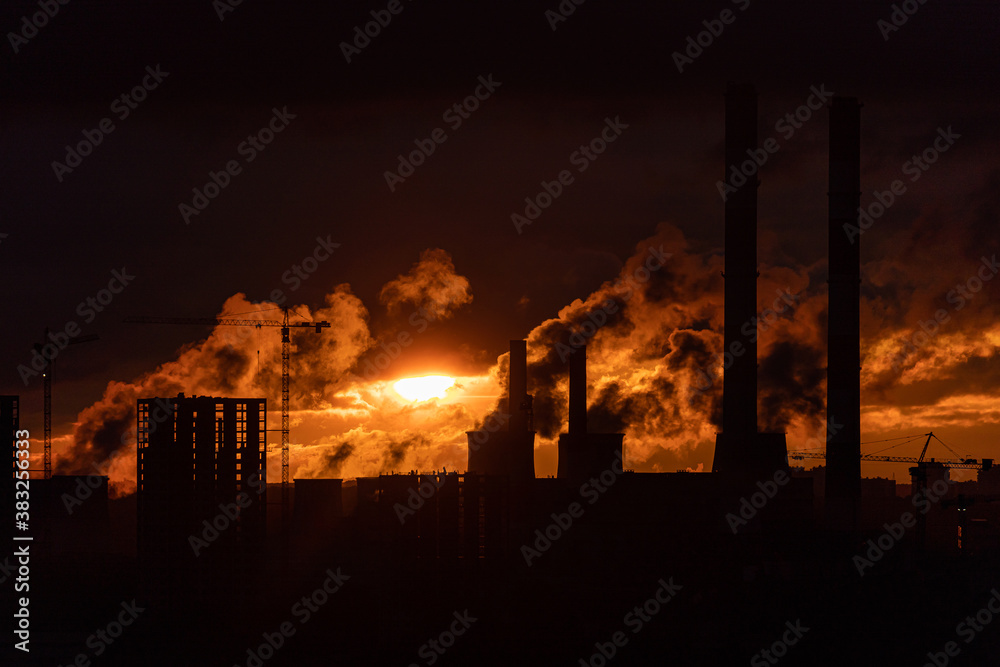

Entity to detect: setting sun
[393,375,455,401]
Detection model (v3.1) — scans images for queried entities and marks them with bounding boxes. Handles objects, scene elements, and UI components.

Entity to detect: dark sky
[3,0,999,479]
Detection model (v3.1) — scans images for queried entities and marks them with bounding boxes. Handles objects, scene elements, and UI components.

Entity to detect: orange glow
[393,375,455,401]
[58,226,1000,487]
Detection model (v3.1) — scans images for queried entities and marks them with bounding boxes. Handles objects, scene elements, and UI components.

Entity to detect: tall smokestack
[713,83,760,475]
[568,345,587,434]
[509,339,528,433]
[722,82,759,437]
[826,98,862,520]
[467,339,534,480]
[557,341,623,481]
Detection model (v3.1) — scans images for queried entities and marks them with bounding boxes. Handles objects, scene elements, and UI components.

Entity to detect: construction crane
[789,432,993,471]
[123,310,330,506]
[33,329,99,479]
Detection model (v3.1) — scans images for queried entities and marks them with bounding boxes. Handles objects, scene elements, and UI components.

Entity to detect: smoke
[299,426,444,477]
[327,442,355,470]
[503,221,828,468]
[62,204,1000,488]
[300,442,356,477]
[383,435,418,470]
[758,340,826,433]
[857,172,1000,419]
[59,288,372,482]
[61,252,481,488]
[378,248,472,320]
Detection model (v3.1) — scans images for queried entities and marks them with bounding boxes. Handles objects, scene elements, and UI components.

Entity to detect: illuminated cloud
[62,217,1000,489]
[378,248,472,321]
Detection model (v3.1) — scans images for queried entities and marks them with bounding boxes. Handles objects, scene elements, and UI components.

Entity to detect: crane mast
[33,328,98,479]
[124,311,330,509]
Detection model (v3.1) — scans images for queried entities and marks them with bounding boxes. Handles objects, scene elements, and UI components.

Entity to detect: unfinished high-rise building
[137,393,267,604]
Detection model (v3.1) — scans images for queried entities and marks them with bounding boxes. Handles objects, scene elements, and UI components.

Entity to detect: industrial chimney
[557,342,624,481]
[712,83,788,478]
[509,339,530,435]
[568,343,587,435]
[721,83,760,440]
[826,97,862,525]
[467,340,535,481]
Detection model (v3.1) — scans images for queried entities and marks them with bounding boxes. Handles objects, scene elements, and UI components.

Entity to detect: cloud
[378,248,472,320]
[62,212,1000,488]
[59,288,372,482]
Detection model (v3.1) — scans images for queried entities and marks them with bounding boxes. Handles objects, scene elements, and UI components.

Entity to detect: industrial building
[358,472,508,562]
[282,85,992,572]
[16,85,1000,667]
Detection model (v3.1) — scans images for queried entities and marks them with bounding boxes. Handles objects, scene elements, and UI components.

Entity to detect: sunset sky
[3,0,999,492]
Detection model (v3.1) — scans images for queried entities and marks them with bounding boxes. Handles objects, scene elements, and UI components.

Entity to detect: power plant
[12,85,1000,667]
